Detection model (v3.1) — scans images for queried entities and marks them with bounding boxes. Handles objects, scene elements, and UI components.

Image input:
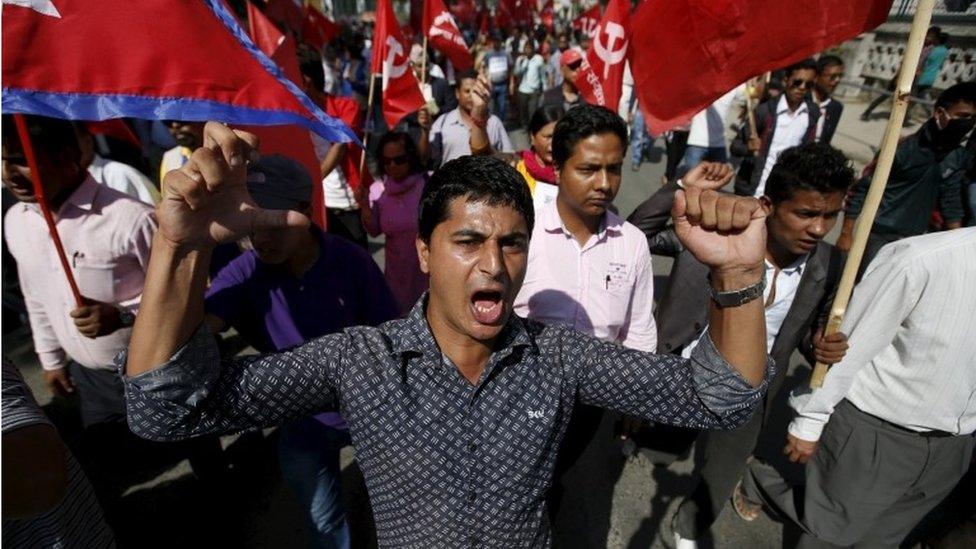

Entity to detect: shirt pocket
[72,255,119,304]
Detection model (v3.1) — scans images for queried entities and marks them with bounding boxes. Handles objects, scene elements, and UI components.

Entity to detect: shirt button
[467,490,477,503]
[467,442,477,452]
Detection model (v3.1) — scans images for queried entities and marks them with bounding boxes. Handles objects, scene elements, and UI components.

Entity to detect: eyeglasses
[789,79,814,90]
[566,60,582,70]
[382,154,409,166]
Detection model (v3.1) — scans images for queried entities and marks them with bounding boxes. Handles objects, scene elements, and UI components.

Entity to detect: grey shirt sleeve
[488,116,514,153]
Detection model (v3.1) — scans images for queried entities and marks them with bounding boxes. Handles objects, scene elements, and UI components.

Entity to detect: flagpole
[421,36,429,87]
[809,0,935,389]
[12,115,84,308]
[359,73,379,176]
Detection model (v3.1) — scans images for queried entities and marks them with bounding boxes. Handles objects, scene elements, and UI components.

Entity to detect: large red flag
[244,2,328,228]
[572,5,601,39]
[264,0,303,36]
[302,5,341,51]
[631,0,892,134]
[578,0,630,111]
[424,0,475,72]
[371,0,425,128]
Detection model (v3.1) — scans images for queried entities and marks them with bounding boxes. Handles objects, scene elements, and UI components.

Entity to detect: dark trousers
[743,400,975,548]
[548,403,604,521]
[517,91,541,130]
[665,130,690,181]
[326,208,368,250]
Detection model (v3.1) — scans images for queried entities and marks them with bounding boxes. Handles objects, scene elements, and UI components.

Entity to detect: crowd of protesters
[2,3,975,548]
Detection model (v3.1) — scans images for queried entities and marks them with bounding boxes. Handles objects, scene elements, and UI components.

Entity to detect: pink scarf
[520,150,557,185]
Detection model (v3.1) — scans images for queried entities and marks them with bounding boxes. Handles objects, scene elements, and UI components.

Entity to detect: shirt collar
[62,175,101,213]
[776,95,809,116]
[390,292,534,363]
[446,108,466,127]
[540,202,621,241]
[765,253,808,276]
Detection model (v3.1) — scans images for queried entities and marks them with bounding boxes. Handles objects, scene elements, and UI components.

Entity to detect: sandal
[731,479,761,522]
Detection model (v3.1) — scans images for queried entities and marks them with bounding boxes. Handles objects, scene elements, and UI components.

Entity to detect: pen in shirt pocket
[605,275,610,289]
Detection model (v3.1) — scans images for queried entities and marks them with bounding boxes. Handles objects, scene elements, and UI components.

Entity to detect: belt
[843,400,958,438]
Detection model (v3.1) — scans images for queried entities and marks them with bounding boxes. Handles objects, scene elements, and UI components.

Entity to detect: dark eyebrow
[450,229,488,240]
[499,232,529,245]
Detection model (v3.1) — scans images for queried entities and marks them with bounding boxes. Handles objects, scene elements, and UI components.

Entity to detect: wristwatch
[118,308,136,328]
[707,273,766,308]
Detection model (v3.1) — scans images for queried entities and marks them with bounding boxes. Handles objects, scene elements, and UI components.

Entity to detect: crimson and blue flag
[2,0,357,144]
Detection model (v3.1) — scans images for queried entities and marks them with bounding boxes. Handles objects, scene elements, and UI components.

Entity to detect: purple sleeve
[360,253,400,325]
[204,254,255,325]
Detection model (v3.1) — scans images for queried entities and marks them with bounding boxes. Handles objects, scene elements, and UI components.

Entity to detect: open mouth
[471,289,504,325]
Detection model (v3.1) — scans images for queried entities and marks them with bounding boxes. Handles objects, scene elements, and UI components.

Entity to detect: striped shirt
[790,229,976,440]
[2,359,115,548]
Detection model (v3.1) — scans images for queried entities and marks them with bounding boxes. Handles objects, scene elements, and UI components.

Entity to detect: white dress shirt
[682,255,807,358]
[687,84,746,149]
[756,95,810,197]
[87,154,160,206]
[790,229,976,441]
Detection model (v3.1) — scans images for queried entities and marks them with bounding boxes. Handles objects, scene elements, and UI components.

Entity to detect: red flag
[264,0,303,36]
[631,0,892,134]
[578,0,630,111]
[302,5,341,50]
[449,0,478,25]
[539,0,555,31]
[572,5,601,39]
[245,1,328,228]
[371,0,425,128]
[424,0,475,72]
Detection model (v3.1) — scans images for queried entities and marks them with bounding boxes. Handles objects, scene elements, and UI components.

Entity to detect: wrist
[709,264,764,291]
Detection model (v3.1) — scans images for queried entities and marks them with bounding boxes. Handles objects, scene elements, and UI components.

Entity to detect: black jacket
[627,182,845,402]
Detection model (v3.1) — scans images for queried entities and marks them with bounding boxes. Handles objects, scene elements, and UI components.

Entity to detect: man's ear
[416,236,431,274]
[759,195,774,216]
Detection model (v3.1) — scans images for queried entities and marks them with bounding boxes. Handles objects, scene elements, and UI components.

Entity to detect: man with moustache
[122,122,773,546]
[810,55,845,145]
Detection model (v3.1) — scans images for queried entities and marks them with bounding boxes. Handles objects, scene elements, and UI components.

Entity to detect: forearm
[469,122,492,155]
[707,267,767,387]
[418,129,431,164]
[320,143,347,178]
[125,236,212,377]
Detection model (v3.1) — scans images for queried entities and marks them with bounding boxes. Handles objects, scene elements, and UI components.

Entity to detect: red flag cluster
[572,5,601,39]
[372,0,426,128]
[576,0,629,111]
[424,0,475,71]
[302,4,341,50]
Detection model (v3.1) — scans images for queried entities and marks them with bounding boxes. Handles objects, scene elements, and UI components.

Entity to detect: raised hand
[681,162,734,191]
[158,122,309,248]
[469,73,492,124]
[672,187,766,273]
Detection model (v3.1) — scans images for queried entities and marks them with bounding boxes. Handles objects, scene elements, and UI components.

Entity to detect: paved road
[4,101,889,548]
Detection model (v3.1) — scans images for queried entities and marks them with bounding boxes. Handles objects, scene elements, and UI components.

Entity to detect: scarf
[520,150,557,185]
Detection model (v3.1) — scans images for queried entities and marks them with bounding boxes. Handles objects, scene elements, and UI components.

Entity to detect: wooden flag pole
[745,79,758,139]
[12,114,84,308]
[421,36,429,87]
[809,0,935,389]
[358,73,379,176]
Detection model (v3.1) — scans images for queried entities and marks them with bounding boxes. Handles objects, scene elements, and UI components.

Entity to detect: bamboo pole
[745,79,758,140]
[421,36,429,87]
[809,0,935,389]
[12,114,83,307]
[358,73,378,176]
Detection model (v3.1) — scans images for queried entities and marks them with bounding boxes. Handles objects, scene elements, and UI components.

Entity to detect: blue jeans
[630,108,651,166]
[491,82,508,124]
[278,417,352,549]
[677,145,728,177]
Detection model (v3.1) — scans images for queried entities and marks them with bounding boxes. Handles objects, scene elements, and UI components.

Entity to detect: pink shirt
[514,202,657,351]
[365,173,429,314]
[4,177,156,371]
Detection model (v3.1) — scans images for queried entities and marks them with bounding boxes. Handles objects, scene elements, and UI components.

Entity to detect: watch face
[120,310,135,327]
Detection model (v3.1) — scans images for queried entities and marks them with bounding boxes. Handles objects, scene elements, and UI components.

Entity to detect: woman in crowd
[512,104,564,209]
[359,132,429,314]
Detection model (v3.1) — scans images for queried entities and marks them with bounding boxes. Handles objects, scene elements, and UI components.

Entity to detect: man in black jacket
[627,144,854,548]
[732,59,820,197]
[810,55,845,145]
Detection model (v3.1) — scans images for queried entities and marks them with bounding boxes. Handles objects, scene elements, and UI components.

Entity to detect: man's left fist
[70,299,122,338]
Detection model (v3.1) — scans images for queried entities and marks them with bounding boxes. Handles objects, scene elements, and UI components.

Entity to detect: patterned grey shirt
[122,297,773,547]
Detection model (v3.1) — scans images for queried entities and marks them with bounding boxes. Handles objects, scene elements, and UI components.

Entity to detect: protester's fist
[682,162,734,191]
[70,299,121,338]
[417,107,432,130]
[747,136,761,153]
[813,328,849,365]
[672,187,767,274]
[470,74,492,124]
[783,433,818,463]
[43,368,74,398]
[158,122,309,248]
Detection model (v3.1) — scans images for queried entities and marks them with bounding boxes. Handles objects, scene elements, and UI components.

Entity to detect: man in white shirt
[734,59,819,198]
[76,126,160,206]
[678,84,746,174]
[740,229,976,548]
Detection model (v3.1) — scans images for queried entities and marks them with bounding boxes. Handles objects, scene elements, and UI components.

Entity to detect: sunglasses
[566,60,582,70]
[789,79,814,90]
[382,154,409,166]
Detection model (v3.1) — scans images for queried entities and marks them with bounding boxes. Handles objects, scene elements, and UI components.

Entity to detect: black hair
[528,104,565,136]
[816,55,844,73]
[551,104,627,169]
[418,155,533,243]
[1,114,81,163]
[456,69,479,85]
[297,43,326,92]
[783,58,818,78]
[375,131,424,178]
[935,82,976,111]
[937,32,949,46]
[764,143,855,204]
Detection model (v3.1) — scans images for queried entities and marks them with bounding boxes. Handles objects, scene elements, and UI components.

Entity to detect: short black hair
[297,43,326,92]
[816,55,844,73]
[375,131,424,178]
[528,104,564,135]
[935,82,976,111]
[783,58,818,79]
[418,155,533,243]
[551,104,627,169]
[1,114,81,163]
[456,69,479,85]
[764,143,855,204]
